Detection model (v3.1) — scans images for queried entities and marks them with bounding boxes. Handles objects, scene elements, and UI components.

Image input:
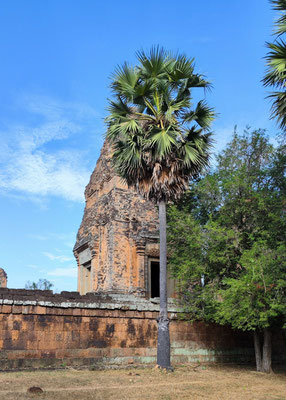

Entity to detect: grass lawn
[0,364,285,400]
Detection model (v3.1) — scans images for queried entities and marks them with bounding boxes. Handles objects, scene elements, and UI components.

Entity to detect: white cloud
[3,150,89,202]
[27,232,76,248]
[0,94,99,203]
[48,267,77,278]
[43,252,73,263]
[27,234,49,241]
[51,232,77,248]
[21,94,99,121]
[212,126,236,155]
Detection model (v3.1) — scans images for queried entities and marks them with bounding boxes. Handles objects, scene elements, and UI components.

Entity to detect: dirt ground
[0,364,285,400]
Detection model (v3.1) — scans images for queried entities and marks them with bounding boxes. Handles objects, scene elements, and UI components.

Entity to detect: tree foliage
[25,279,54,291]
[216,241,286,332]
[168,128,286,372]
[169,128,285,285]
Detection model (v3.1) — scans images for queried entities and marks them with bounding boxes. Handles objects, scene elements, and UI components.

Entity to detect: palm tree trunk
[157,200,171,369]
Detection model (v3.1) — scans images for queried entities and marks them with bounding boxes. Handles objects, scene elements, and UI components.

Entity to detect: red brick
[2,305,12,314]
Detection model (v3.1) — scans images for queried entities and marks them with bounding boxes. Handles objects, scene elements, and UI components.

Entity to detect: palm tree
[105,47,215,369]
[263,0,286,131]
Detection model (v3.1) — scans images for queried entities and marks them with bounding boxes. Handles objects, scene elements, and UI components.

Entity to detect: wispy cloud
[43,252,73,263]
[50,232,77,248]
[27,234,50,241]
[48,267,77,278]
[27,232,76,248]
[0,94,100,203]
[212,125,238,156]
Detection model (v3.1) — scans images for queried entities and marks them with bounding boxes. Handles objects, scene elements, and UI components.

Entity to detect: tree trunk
[253,331,262,372]
[262,328,272,373]
[157,200,171,369]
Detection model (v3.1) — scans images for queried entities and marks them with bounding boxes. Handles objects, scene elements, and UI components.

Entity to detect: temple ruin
[73,140,175,298]
[0,142,285,370]
[0,268,7,288]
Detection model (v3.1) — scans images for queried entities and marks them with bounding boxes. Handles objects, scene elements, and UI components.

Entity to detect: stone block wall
[0,289,284,370]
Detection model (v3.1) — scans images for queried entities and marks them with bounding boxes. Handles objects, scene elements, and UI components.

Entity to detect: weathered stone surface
[0,289,177,312]
[74,140,160,296]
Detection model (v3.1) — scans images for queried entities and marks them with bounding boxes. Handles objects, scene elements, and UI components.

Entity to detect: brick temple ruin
[73,140,175,298]
[0,140,285,370]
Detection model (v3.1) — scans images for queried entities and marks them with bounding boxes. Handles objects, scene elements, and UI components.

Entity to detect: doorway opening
[150,260,160,298]
[148,257,176,299]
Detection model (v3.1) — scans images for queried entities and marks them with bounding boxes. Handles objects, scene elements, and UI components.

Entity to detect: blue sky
[0,0,280,291]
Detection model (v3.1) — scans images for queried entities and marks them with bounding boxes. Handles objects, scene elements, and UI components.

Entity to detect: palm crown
[263,0,286,131]
[106,47,215,202]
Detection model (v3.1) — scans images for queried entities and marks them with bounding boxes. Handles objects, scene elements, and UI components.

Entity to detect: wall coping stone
[0,290,179,313]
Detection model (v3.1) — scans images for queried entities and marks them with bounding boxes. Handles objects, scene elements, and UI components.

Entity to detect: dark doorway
[150,261,160,298]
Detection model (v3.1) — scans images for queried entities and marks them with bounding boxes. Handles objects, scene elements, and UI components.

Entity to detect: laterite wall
[0,288,284,370]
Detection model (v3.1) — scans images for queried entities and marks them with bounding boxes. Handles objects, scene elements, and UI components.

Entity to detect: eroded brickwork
[74,140,161,296]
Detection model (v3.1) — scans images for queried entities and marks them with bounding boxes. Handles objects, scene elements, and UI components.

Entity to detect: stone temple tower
[74,140,175,298]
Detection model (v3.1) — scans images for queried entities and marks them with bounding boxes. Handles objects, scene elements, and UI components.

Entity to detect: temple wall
[0,288,285,370]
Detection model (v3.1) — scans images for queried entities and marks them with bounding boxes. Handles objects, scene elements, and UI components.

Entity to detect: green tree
[216,241,286,373]
[263,0,286,131]
[105,47,215,369]
[25,279,54,291]
[168,128,286,372]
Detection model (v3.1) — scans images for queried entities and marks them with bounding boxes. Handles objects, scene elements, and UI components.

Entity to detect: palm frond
[264,40,286,88]
[165,98,190,123]
[269,90,286,129]
[150,127,178,158]
[182,100,215,129]
[186,74,212,90]
[106,98,133,117]
[272,0,286,10]
[275,14,286,35]
[136,46,169,78]
[272,0,286,35]
[167,54,195,81]
[110,64,140,103]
